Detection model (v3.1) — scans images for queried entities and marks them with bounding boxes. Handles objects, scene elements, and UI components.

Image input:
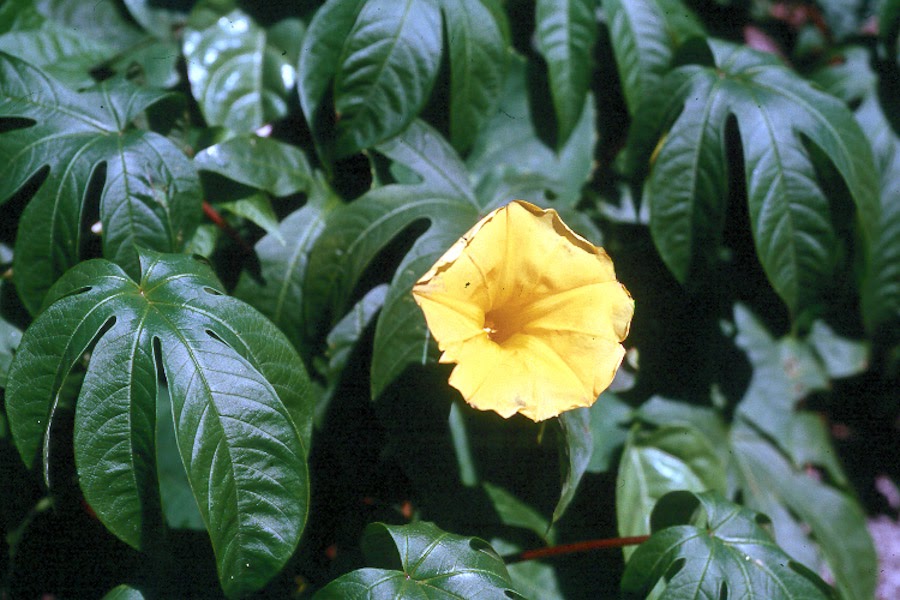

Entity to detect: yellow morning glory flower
[412,200,634,422]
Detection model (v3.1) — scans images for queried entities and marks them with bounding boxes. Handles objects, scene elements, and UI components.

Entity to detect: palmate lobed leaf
[314,521,522,599]
[604,0,704,116]
[625,40,880,317]
[299,0,442,161]
[299,0,508,161]
[855,93,900,334]
[194,134,334,356]
[621,490,833,600]
[466,53,597,210]
[0,52,201,314]
[6,249,312,598]
[303,119,480,398]
[725,304,874,599]
[731,425,876,600]
[615,424,727,558]
[0,0,180,89]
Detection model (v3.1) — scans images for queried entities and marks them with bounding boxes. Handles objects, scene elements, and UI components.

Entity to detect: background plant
[0,0,897,598]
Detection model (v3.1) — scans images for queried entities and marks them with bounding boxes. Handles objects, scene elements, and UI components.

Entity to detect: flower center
[482,309,517,344]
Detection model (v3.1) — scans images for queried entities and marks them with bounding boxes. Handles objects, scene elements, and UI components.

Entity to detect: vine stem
[502,535,650,564]
[202,201,254,256]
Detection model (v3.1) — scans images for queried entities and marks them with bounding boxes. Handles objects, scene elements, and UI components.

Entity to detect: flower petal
[518,281,634,342]
[412,200,635,422]
[449,333,602,421]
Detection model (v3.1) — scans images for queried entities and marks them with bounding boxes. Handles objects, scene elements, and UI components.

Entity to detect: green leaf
[535,0,597,146]
[856,92,900,333]
[0,20,115,88]
[731,425,876,600]
[194,135,314,197]
[439,0,507,153]
[603,0,704,115]
[816,0,869,41]
[298,0,442,160]
[183,10,296,133]
[185,224,220,258]
[304,120,479,398]
[0,312,22,389]
[314,521,521,599]
[553,408,592,525]
[0,0,178,89]
[585,391,632,473]
[0,0,44,34]
[732,304,829,442]
[123,0,189,40]
[621,490,832,599]
[467,54,597,208]
[100,584,147,600]
[483,482,555,545]
[616,425,726,558]
[634,396,729,451]
[315,284,388,423]
[0,53,201,314]
[467,55,555,185]
[375,118,477,202]
[368,189,477,398]
[32,0,143,48]
[490,538,565,600]
[808,47,876,105]
[296,0,366,146]
[5,250,312,598]
[218,194,283,242]
[156,383,204,531]
[626,41,880,315]
[234,177,340,356]
[783,411,848,488]
[807,320,869,379]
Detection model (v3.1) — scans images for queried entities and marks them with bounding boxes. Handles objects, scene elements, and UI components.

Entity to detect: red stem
[504,535,650,564]
[202,201,254,256]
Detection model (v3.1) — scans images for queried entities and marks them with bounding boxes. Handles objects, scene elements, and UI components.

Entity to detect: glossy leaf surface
[731,425,876,600]
[856,92,900,334]
[604,0,704,115]
[0,0,178,89]
[467,54,597,208]
[621,491,831,599]
[183,10,296,133]
[194,136,314,198]
[299,0,442,159]
[314,521,521,599]
[439,0,507,153]
[553,409,592,525]
[535,0,597,145]
[616,424,726,555]
[625,41,880,315]
[0,52,200,314]
[5,250,312,598]
[304,120,479,398]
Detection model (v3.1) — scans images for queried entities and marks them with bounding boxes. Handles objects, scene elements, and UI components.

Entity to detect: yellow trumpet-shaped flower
[412,200,634,422]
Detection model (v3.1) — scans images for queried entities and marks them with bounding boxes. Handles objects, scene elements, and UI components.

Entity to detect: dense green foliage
[0,0,897,598]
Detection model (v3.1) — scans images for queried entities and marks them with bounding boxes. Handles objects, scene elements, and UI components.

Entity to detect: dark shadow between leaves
[0,117,35,135]
[663,557,687,583]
